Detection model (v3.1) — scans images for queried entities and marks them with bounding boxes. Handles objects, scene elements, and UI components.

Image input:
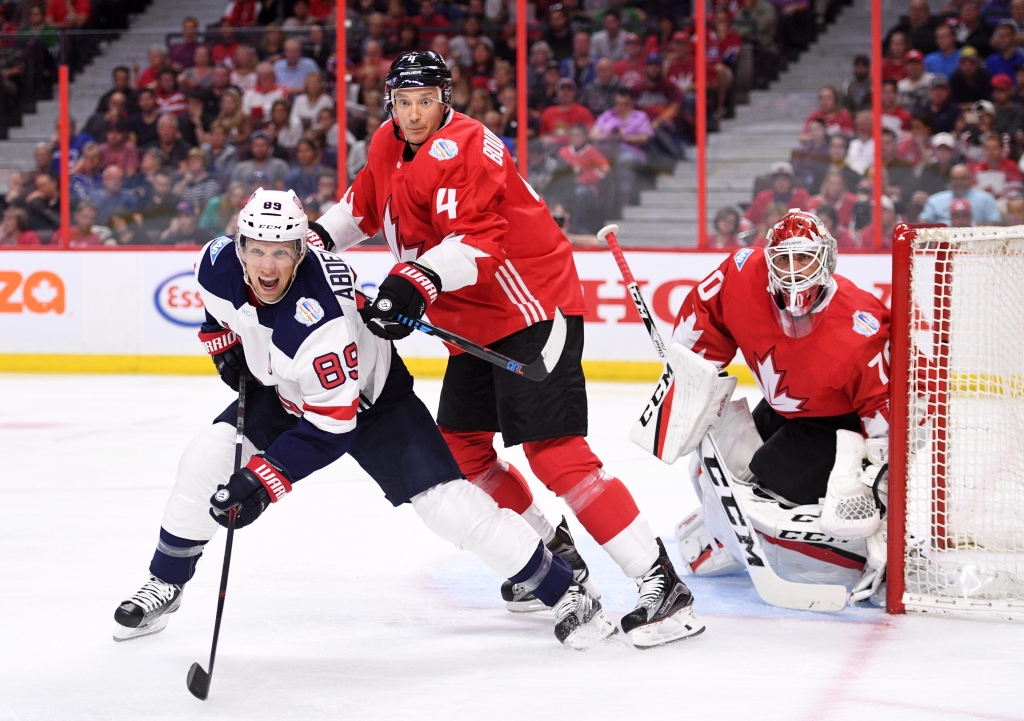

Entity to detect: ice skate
[113,575,183,642]
[552,581,617,650]
[620,539,705,649]
[501,516,600,612]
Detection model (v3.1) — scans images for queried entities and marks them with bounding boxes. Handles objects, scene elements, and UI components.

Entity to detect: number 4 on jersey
[436,188,457,219]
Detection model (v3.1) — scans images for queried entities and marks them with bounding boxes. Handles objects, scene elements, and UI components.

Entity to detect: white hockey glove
[850,523,887,604]
[819,430,882,540]
[630,343,737,464]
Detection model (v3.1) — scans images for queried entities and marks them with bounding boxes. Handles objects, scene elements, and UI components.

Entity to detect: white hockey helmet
[236,188,309,303]
[763,209,837,338]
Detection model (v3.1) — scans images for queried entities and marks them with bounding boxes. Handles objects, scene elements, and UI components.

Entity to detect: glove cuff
[245,455,293,502]
[199,325,241,355]
[389,262,441,306]
[307,221,333,251]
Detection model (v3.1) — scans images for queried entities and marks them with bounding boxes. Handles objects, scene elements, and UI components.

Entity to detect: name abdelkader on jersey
[195,236,392,480]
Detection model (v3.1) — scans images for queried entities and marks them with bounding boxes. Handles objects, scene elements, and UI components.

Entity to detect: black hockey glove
[306,220,335,251]
[209,454,293,529]
[199,322,253,392]
[359,262,441,341]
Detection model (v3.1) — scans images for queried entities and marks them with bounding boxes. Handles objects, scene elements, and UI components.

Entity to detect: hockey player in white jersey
[113,189,615,648]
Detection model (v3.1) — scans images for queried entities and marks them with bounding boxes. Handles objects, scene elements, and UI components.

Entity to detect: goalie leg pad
[675,508,744,576]
[819,430,881,540]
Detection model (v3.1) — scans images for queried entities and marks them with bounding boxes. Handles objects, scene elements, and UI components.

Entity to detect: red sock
[439,427,534,513]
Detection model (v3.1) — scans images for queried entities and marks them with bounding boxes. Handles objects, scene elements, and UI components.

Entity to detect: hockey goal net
[889,224,1024,620]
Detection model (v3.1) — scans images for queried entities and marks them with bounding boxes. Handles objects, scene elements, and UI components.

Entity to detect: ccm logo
[252,462,290,501]
[0,270,65,314]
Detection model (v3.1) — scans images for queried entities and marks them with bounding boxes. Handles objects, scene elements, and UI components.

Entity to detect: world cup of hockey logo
[377,298,392,312]
[215,489,230,502]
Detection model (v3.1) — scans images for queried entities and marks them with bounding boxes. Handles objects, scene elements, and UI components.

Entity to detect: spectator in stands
[5,172,31,215]
[920,162,1002,224]
[86,91,129,140]
[174,148,221,211]
[925,24,961,79]
[800,86,853,142]
[922,75,961,133]
[950,46,993,104]
[809,168,857,231]
[230,46,258,93]
[881,79,912,132]
[544,3,574,61]
[96,66,138,115]
[592,9,627,62]
[735,0,780,85]
[107,208,148,245]
[211,22,240,66]
[898,50,934,110]
[313,171,338,213]
[466,87,493,121]
[540,78,594,146]
[812,203,856,249]
[840,55,872,114]
[897,112,936,165]
[1009,0,1024,41]
[744,161,809,224]
[138,170,181,238]
[158,201,215,245]
[47,0,90,29]
[713,7,744,71]
[579,58,625,116]
[267,99,302,150]
[212,88,250,144]
[124,147,163,204]
[949,197,975,227]
[24,5,60,55]
[223,0,260,28]
[151,114,190,170]
[101,119,139,176]
[469,41,497,89]
[634,53,684,161]
[87,165,136,224]
[709,207,742,248]
[274,38,320,94]
[917,132,964,195]
[20,173,60,233]
[304,23,331,70]
[231,130,288,190]
[845,110,875,175]
[1003,193,1024,223]
[883,31,910,81]
[991,74,1024,143]
[129,88,160,149]
[987,21,1024,78]
[971,132,1023,196]
[30,145,52,185]
[154,68,187,115]
[136,45,169,90]
[591,87,652,205]
[887,0,942,55]
[614,33,646,91]
[556,124,609,234]
[199,65,234,118]
[170,17,204,70]
[562,31,596,88]
[178,91,213,147]
[792,118,829,188]
[284,138,322,200]
[290,72,333,129]
[50,117,93,175]
[953,0,993,57]
[68,202,109,247]
[449,13,483,64]
[70,142,103,200]
[528,40,555,91]
[412,0,449,48]
[760,200,789,240]
[664,31,730,123]
[182,46,215,90]
[872,128,917,206]
[244,63,285,124]
[200,121,239,182]
[200,181,247,232]
[283,0,314,31]
[397,21,421,54]
[0,208,41,246]
[857,195,898,249]
[257,24,285,63]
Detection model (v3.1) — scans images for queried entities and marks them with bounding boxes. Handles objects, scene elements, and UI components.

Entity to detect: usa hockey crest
[294,297,325,326]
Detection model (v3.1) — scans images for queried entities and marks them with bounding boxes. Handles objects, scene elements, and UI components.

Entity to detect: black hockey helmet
[384,51,452,115]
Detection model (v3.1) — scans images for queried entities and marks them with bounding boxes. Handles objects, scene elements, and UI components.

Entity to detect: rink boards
[0,247,895,380]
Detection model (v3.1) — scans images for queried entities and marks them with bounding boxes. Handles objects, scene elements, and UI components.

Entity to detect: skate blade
[113,614,170,643]
[563,611,619,651]
[627,605,705,649]
[506,597,549,613]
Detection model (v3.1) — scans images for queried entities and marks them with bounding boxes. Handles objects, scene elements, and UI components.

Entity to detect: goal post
[888,223,1024,621]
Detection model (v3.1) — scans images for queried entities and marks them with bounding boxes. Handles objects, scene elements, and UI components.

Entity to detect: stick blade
[748,567,849,613]
[186,662,211,700]
[522,307,567,381]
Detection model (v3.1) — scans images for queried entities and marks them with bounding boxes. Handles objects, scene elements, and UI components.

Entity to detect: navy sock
[507,540,573,607]
[149,528,207,585]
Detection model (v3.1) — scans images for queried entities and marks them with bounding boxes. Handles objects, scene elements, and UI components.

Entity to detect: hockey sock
[440,427,535,513]
[507,540,573,607]
[524,436,642,546]
[149,528,208,586]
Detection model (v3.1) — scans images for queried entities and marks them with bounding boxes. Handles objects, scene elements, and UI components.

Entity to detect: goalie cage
[889,223,1024,621]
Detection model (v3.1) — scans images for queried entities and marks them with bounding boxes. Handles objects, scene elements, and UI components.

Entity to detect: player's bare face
[775,251,819,281]
[393,88,445,149]
[241,238,298,303]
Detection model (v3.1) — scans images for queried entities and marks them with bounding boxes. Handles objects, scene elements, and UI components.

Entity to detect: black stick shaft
[395,313,532,376]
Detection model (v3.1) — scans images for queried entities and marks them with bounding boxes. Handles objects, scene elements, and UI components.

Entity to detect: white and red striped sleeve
[290,317,362,435]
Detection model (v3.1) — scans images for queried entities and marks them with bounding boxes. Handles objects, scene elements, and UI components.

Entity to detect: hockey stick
[598,224,848,612]
[187,374,246,700]
[391,307,567,382]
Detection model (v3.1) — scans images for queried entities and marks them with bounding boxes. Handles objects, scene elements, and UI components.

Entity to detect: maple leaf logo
[672,312,705,355]
[751,348,808,413]
[381,197,422,262]
[30,278,59,306]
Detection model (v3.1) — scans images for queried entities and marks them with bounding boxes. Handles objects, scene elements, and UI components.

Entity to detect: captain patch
[209,236,232,264]
[295,297,325,327]
[852,310,880,337]
[429,138,459,161]
[733,248,755,271]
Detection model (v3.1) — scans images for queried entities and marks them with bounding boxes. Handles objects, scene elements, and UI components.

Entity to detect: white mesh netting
[902,227,1024,619]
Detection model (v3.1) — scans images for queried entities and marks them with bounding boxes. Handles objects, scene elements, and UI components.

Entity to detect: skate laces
[634,565,667,618]
[554,584,586,620]
[129,577,177,613]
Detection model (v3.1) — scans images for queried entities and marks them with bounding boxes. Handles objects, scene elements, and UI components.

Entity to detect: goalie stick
[391,307,567,382]
[187,375,246,701]
[598,224,848,612]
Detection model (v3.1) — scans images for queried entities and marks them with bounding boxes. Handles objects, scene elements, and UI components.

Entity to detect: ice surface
[1,374,1022,720]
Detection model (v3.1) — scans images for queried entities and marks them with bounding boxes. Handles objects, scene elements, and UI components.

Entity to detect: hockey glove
[306,220,335,251]
[210,454,293,529]
[360,262,441,341]
[198,322,253,392]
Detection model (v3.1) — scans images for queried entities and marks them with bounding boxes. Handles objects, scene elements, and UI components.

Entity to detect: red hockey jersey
[316,112,586,346]
[671,248,891,437]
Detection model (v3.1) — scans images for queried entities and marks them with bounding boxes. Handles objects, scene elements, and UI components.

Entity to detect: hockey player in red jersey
[312,51,702,647]
[670,211,891,604]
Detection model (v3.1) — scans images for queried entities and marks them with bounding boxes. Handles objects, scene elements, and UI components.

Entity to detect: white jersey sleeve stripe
[495,268,536,325]
[503,260,547,321]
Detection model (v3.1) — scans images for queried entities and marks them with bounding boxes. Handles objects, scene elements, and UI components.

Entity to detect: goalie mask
[236,188,309,304]
[764,210,837,339]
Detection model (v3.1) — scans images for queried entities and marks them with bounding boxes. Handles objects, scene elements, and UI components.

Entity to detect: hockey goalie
[661,211,891,606]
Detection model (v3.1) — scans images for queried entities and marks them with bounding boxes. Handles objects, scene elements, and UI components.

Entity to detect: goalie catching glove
[360,262,442,340]
[630,342,737,464]
[209,454,293,529]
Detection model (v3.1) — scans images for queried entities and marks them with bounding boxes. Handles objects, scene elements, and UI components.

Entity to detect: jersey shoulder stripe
[197,238,248,310]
